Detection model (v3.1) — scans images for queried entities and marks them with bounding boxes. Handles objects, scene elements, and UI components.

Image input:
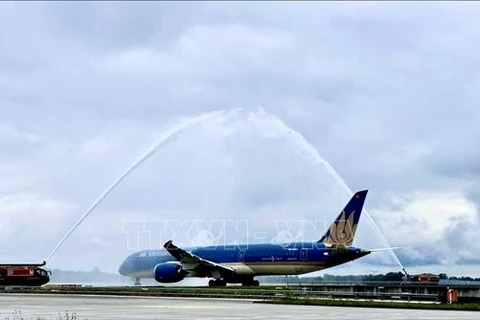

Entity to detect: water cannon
[401,268,413,282]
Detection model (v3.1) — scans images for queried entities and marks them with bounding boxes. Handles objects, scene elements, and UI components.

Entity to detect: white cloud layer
[1,2,480,277]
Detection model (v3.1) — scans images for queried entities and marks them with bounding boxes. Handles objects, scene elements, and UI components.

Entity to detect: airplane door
[238,250,245,262]
[300,249,307,261]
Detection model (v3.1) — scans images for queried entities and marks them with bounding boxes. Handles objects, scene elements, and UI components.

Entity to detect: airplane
[0,261,51,286]
[119,190,394,287]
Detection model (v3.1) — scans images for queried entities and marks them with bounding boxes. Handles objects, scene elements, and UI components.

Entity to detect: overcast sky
[1,2,480,280]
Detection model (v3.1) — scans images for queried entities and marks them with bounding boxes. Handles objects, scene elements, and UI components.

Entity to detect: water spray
[247,108,405,270]
[44,107,404,272]
[44,110,229,262]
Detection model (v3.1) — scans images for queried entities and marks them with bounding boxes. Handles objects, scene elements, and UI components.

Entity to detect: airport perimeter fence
[0,284,440,302]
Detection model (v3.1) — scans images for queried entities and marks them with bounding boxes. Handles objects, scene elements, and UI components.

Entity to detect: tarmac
[0,294,477,319]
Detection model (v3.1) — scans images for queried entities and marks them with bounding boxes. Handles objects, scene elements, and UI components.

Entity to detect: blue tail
[317,190,368,247]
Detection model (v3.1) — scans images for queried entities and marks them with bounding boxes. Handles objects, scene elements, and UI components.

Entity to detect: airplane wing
[163,240,235,278]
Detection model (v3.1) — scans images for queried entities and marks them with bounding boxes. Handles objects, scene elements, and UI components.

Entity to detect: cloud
[0,162,46,193]
[1,2,480,276]
[76,135,121,162]
[99,24,293,77]
[0,122,46,144]
[371,189,480,266]
[0,193,76,262]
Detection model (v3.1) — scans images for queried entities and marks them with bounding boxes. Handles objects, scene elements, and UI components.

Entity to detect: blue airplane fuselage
[118,190,373,285]
[119,241,370,280]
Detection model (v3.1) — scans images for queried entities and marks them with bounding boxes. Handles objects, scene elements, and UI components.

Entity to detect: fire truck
[0,261,50,286]
[402,268,440,283]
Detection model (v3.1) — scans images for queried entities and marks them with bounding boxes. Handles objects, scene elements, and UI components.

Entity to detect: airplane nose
[118,259,131,276]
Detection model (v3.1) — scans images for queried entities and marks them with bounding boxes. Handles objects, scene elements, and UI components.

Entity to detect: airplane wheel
[133,278,141,286]
[253,280,260,286]
[209,279,226,287]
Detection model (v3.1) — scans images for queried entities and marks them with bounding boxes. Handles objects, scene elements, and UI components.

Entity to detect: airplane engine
[153,262,187,283]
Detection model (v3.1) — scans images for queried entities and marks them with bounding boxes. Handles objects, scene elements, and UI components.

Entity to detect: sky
[1,2,480,280]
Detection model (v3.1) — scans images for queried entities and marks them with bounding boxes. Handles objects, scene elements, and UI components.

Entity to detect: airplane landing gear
[208,278,227,287]
[133,278,141,286]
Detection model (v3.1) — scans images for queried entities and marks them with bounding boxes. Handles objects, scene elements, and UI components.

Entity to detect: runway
[0,294,476,319]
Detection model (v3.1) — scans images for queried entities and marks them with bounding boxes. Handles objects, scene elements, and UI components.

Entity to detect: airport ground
[0,294,478,320]
[1,284,480,317]
[7,282,478,307]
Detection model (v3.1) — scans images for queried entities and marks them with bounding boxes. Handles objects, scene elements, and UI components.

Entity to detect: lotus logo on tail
[317,190,368,247]
[321,210,357,246]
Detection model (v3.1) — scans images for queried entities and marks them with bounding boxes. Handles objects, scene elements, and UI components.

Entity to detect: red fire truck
[402,268,440,283]
[0,261,50,286]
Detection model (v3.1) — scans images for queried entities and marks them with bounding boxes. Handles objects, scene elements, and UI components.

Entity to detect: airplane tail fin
[317,190,368,247]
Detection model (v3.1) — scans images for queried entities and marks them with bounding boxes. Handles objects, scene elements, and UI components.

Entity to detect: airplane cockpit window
[35,268,49,277]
